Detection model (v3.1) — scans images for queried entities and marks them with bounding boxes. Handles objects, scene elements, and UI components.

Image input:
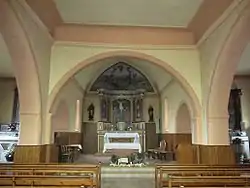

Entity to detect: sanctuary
[81,62,158,155]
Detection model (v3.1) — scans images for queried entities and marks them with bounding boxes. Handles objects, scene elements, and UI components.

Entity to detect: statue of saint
[148,106,154,122]
[136,99,141,118]
[118,101,125,121]
[87,103,94,121]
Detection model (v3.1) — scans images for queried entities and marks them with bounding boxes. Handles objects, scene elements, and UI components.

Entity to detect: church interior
[1,0,250,187]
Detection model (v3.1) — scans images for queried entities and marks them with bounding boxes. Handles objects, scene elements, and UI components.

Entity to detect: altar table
[103,132,142,153]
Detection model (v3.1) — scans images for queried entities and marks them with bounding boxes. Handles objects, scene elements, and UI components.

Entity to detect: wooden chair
[148,140,173,160]
[60,145,73,163]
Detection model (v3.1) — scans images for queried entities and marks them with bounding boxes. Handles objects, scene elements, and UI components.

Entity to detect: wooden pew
[0,164,101,188]
[155,164,250,188]
[166,176,250,187]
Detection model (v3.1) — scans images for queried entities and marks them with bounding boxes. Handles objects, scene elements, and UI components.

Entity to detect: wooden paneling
[175,144,196,164]
[199,145,235,165]
[146,123,157,150]
[161,133,192,151]
[44,144,59,163]
[82,122,97,154]
[14,145,45,164]
[175,144,236,165]
[14,144,59,164]
[54,132,82,145]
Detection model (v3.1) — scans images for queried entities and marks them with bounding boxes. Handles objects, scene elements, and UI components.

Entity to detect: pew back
[0,163,101,188]
[155,164,250,188]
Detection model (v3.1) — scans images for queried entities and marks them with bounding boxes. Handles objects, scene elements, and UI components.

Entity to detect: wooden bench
[155,164,250,188]
[166,176,250,187]
[0,164,101,188]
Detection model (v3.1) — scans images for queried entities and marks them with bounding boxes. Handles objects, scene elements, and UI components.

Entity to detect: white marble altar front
[103,132,141,153]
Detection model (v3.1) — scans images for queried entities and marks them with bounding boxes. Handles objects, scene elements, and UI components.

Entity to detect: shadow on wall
[176,103,191,133]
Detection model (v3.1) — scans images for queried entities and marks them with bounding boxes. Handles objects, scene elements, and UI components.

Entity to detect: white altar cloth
[103,132,141,153]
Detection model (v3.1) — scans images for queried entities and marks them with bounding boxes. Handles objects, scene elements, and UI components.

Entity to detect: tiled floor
[74,154,175,188]
[101,178,154,188]
[101,166,155,188]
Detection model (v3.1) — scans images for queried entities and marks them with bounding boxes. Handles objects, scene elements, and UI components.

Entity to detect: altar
[103,132,142,153]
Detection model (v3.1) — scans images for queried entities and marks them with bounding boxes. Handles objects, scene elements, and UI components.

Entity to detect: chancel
[83,62,156,155]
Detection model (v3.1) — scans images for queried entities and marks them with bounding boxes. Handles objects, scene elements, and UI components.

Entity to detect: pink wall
[51,100,69,140]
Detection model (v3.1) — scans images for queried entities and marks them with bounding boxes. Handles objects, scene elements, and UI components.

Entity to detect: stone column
[19,112,42,145]
[207,116,230,145]
[43,112,52,144]
[192,116,203,144]
[15,112,45,163]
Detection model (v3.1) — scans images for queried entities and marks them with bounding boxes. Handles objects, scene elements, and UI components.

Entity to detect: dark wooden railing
[0,163,101,188]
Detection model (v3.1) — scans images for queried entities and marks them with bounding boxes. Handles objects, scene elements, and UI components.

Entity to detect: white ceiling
[54,0,203,28]
[0,34,14,78]
[237,43,250,75]
[74,57,172,92]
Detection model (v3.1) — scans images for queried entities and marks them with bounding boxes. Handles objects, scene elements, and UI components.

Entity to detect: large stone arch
[207,4,250,144]
[0,0,41,144]
[48,51,201,124]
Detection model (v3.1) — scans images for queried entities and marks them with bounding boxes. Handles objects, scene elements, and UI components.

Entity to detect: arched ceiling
[74,57,172,93]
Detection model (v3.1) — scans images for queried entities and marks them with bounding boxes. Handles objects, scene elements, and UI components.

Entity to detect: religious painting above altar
[90,62,154,92]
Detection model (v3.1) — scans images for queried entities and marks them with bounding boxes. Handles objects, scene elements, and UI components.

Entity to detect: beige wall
[161,81,192,134]
[0,79,16,123]
[51,79,83,138]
